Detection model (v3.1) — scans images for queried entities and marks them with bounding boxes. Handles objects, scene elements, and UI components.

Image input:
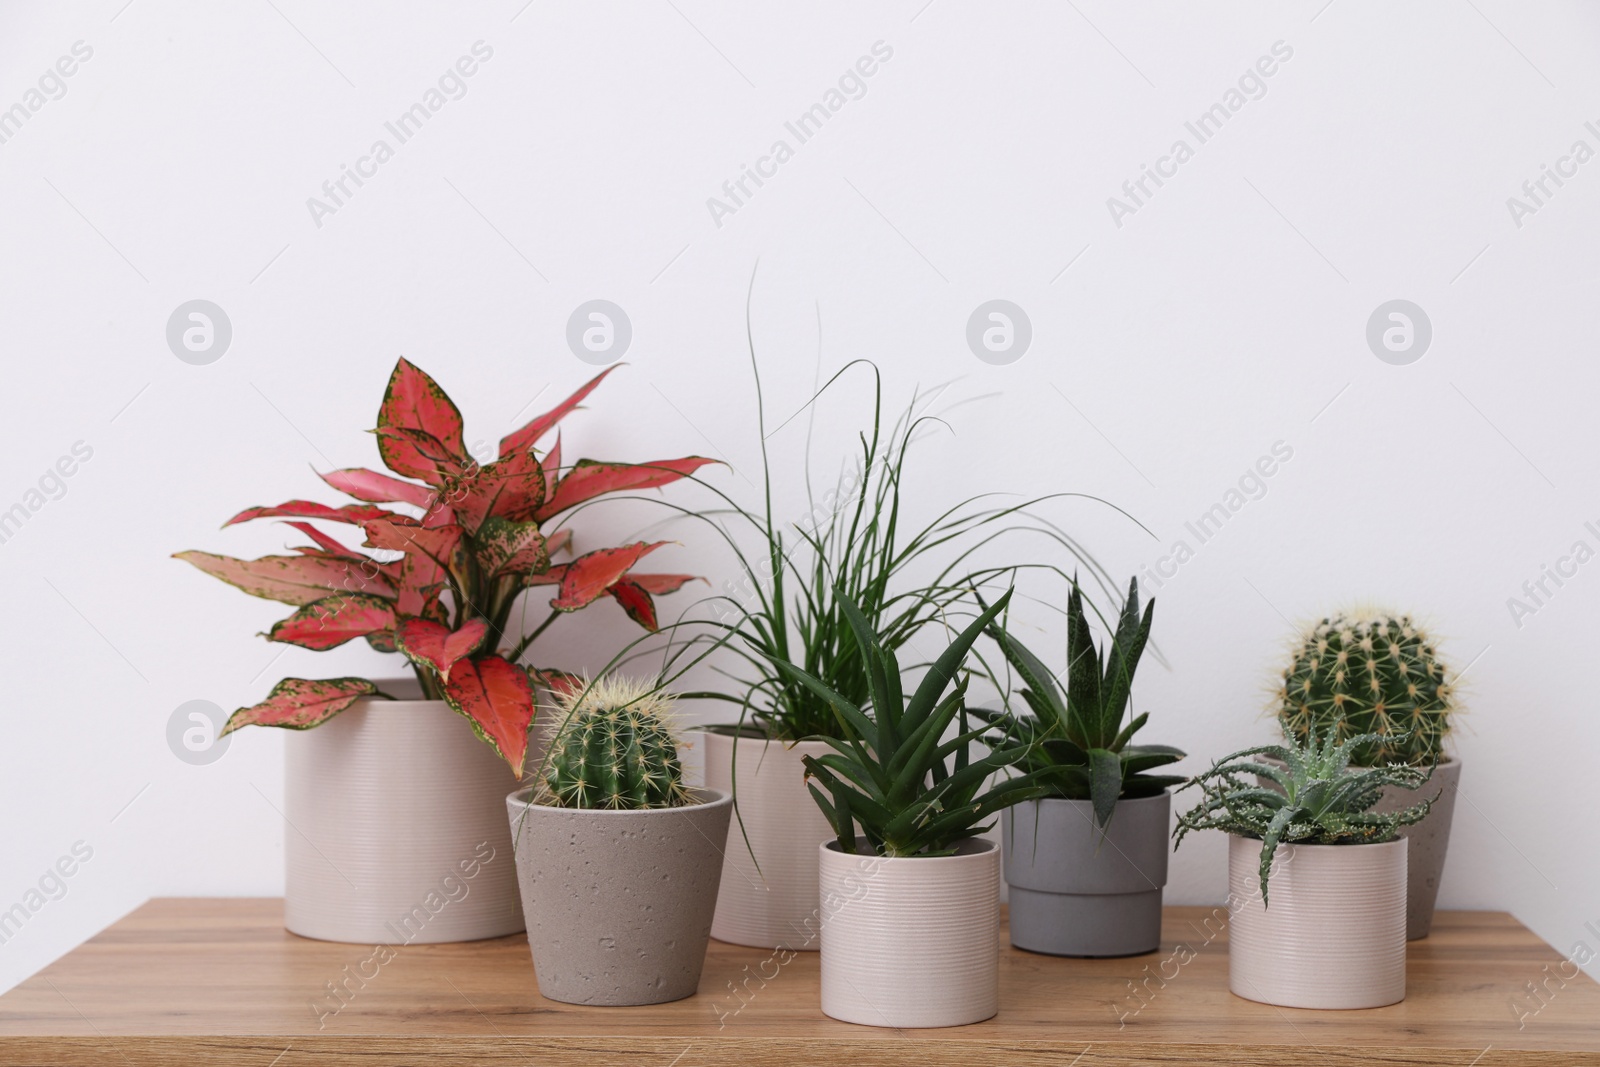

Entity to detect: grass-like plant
[666,276,1128,744]
[974,577,1184,829]
[1173,727,1435,904]
[769,588,1056,858]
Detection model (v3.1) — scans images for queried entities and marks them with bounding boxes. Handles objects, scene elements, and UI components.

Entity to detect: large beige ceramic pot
[700,730,835,950]
[283,685,524,943]
[1226,835,1407,1009]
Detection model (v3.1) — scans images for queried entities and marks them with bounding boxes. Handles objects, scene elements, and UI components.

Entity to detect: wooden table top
[0,899,1596,1066]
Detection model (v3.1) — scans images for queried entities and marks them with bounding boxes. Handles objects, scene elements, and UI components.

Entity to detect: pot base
[1008,886,1162,958]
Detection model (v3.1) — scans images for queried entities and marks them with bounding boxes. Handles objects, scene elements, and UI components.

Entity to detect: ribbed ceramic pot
[1258,756,1459,939]
[1002,792,1170,957]
[1227,835,1407,1009]
[284,690,524,944]
[506,787,733,1006]
[701,730,834,950]
[818,838,1000,1028]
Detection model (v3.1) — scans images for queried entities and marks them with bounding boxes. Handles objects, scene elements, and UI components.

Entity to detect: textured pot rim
[821,837,997,864]
[1229,834,1408,855]
[506,785,731,817]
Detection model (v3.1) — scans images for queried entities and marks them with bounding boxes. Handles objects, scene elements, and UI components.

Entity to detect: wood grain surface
[0,899,1596,1065]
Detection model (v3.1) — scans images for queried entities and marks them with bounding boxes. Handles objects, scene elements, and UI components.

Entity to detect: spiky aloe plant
[769,588,1058,858]
[1173,727,1435,904]
[539,675,692,810]
[1277,612,1457,766]
[974,577,1184,830]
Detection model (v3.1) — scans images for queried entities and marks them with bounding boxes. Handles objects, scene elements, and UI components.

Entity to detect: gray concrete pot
[1256,756,1461,940]
[505,786,733,1006]
[1002,791,1170,957]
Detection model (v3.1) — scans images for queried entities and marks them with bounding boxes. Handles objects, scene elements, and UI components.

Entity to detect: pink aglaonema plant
[176,358,715,775]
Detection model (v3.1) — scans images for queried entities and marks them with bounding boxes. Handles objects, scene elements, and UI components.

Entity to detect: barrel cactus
[541,675,691,809]
[1276,612,1456,766]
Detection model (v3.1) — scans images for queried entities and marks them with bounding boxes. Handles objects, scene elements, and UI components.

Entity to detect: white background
[3,0,1598,994]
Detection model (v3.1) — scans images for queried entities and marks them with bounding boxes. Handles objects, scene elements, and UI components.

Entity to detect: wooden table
[0,899,1596,1065]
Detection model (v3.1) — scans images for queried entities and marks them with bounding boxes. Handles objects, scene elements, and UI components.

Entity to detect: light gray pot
[505,786,733,1005]
[1256,756,1461,940]
[1002,791,1170,957]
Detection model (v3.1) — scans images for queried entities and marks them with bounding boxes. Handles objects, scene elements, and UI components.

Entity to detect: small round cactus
[541,675,691,810]
[1276,612,1457,766]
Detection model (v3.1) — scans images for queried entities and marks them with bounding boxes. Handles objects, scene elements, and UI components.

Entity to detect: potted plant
[506,675,732,1005]
[771,589,1055,1028]
[1173,727,1434,1009]
[175,358,712,943]
[975,577,1185,957]
[1276,611,1461,938]
[684,312,1117,952]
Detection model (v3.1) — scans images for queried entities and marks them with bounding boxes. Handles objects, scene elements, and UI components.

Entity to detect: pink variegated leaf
[396,617,490,678]
[531,668,584,699]
[535,457,718,521]
[442,656,535,775]
[476,517,551,579]
[375,358,467,482]
[541,433,562,491]
[225,500,398,528]
[267,594,397,651]
[608,579,659,631]
[549,542,665,612]
[372,427,465,486]
[367,631,399,653]
[319,467,434,508]
[222,677,384,735]
[363,519,465,576]
[174,551,395,606]
[522,564,565,587]
[450,451,546,532]
[498,366,621,458]
[283,521,366,562]
[396,551,447,619]
[628,573,703,595]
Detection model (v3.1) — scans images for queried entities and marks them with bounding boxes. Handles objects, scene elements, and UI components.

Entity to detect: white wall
[3,0,1598,993]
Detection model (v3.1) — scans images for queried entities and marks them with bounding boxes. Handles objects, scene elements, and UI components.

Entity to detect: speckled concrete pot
[505,786,732,1006]
[1002,792,1170,957]
[700,730,834,950]
[284,691,524,944]
[1227,835,1407,1009]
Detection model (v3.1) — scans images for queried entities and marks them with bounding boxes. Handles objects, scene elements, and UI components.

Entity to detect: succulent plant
[973,577,1185,830]
[1276,612,1457,766]
[1173,727,1435,904]
[540,675,693,810]
[769,588,1059,858]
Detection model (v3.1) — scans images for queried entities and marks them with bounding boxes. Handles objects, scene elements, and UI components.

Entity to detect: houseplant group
[175,333,1480,1024]
[1275,611,1461,938]
[176,358,711,942]
[1174,727,1434,1009]
[976,577,1185,957]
